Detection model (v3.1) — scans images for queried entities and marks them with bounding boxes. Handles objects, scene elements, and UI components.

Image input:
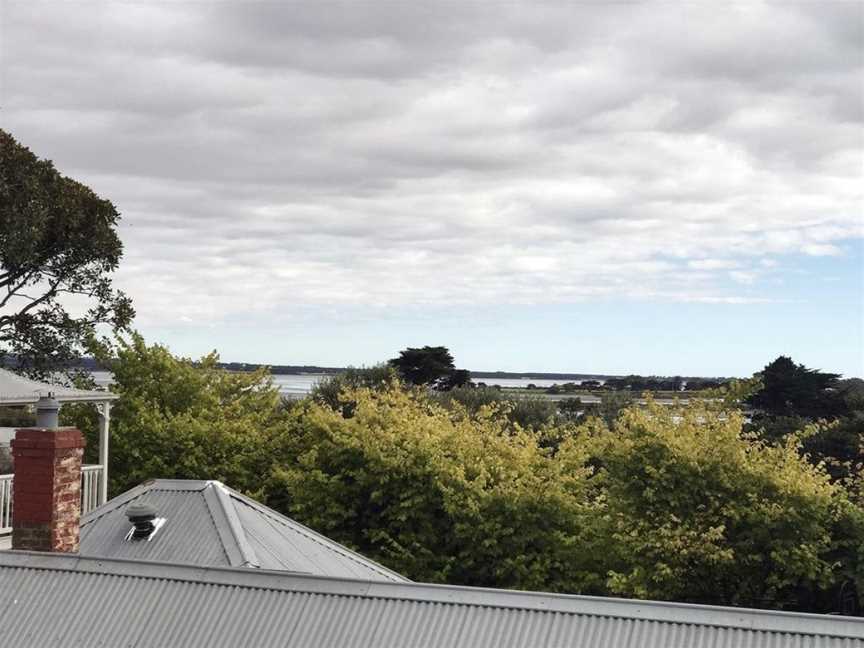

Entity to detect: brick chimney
[11,396,86,553]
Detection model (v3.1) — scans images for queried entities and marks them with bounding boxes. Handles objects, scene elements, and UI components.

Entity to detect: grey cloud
[1,0,861,326]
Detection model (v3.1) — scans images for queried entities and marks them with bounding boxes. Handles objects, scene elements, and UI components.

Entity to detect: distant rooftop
[80,479,407,583]
[0,367,118,406]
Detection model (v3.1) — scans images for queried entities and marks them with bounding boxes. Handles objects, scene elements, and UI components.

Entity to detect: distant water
[474,378,580,389]
[90,371,597,396]
[90,370,325,396]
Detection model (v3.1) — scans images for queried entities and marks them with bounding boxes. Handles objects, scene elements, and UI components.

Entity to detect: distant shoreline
[4,357,727,382]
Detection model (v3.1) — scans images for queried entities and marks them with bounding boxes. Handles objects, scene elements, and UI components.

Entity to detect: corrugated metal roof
[1,551,862,648]
[81,487,230,566]
[0,367,118,405]
[80,479,407,582]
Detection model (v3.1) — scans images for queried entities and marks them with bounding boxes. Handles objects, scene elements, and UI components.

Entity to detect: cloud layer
[2,1,862,326]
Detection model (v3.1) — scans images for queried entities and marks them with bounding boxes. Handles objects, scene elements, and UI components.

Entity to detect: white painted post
[97,402,111,505]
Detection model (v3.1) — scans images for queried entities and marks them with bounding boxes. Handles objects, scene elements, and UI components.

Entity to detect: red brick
[12,428,85,553]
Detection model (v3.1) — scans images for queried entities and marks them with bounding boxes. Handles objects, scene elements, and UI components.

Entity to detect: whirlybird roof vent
[125,503,165,541]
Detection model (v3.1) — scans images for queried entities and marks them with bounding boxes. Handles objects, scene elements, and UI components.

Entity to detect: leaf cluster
[0,130,133,376]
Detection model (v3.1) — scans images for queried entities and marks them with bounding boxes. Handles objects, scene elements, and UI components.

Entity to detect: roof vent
[125,504,165,541]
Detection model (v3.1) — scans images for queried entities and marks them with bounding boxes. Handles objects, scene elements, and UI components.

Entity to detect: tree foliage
[310,364,400,415]
[264,385,602,591]
[747,356,845,420]
[745,357,862,483]
[64,334,282,496]
[388,345,470,390]
[0,129,133,375]
[261,384,862,610]
[67,342,864,613]
[432,386,560,431]
[574,400,862,608]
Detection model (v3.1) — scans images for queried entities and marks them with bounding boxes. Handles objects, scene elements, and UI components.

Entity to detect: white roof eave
[0,368,119,406]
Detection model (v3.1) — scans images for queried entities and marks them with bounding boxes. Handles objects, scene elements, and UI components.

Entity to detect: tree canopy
[265,388,862,610]
[388,345,470,389]
[64,334,282,495]
[743,356,862,482]
[747,356,845,419]
[0,129,133,375]
[63,341,864,614]
[581,400,860,608]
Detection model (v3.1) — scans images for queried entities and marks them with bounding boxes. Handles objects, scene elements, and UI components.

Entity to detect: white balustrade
[0,473,12,535]
[0,464,105,537]
[80,465,104,516]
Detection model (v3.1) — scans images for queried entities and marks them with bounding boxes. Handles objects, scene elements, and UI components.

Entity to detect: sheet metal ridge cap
[2,551,862,639]
[203,480,260,568]
[227,486,410,582]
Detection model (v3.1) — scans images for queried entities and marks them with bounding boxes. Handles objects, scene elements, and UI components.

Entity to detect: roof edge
[2,551,862,640]
[0,367,119,405]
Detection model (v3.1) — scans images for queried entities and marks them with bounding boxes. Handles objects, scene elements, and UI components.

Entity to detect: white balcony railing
[0,473,12,535]
[0,464,105,536]
[81,465,104,517]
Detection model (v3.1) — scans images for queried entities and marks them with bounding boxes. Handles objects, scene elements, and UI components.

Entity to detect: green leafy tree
[388,345,469,389]
[744,359,862,483]
[60,341,864,612]
[310,364,399,415]
[433,386,561,432]
[571,399,863,610]
[583,391,633,426]
[441,368,472,390]
[747,356,845,420]
[264,385,603,592]
[0,129,133,376]
[64,334,282,496]
[432,385,506,413]
[801,414,864,483]
[508,395,559,431]
[557,397,585,423]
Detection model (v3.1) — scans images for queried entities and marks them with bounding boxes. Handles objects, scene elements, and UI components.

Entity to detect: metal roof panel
[0,551,861,648]
[79,479,408,582]
[0,367,118,405]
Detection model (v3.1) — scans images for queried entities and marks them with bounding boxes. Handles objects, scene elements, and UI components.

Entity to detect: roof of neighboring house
[1,550,862,648]
[0,367,118,405]
[80,479,407,583]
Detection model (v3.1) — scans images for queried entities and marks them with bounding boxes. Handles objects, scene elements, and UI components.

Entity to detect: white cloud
[729,271,759,285]
[1,1,861,326]
[688,259,740,270]
[802,243,843,257]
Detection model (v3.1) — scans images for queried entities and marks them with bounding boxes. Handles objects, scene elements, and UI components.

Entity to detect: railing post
[97,402,111,505]
[0,474,12,535]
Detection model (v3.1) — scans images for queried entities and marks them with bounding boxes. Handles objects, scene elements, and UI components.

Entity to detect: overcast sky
[2,1,862,377]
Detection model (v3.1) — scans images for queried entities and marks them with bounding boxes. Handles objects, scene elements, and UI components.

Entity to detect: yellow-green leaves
[264,385,599,591]
[585,399,857,607]
[66,344,863,611]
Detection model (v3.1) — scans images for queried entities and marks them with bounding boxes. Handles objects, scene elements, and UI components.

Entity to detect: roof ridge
[201,481,260,568]
[2,551,862,640]
[226,487,408,582]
